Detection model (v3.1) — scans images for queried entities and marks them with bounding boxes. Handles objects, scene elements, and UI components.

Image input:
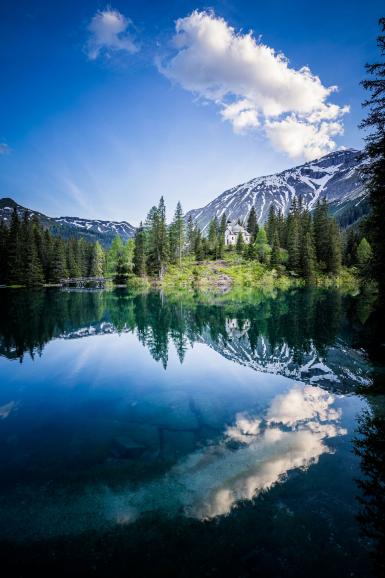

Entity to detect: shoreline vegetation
[0,195,375,295]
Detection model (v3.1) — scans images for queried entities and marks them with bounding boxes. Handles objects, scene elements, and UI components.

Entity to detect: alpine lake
[1,286,385,577]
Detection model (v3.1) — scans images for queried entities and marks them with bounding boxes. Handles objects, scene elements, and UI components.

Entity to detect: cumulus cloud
[0,142,11,155]
[86,7,139,60]
[159,10,349,160]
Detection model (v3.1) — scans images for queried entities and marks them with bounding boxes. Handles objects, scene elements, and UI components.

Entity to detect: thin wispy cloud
[85,7,139,61]
[159,10,349,160]
[0,142,12,155]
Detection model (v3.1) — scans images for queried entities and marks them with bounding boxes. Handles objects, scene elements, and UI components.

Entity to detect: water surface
[0,287,384,577]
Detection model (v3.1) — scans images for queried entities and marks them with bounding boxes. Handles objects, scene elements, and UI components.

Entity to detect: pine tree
[89,241,105,277]
[107,236,124,277]
[220,213,227,236]
[133,223,147,276]
[287,200,301,273]
[313,199,330,268]
[6,208,23,285]
[50,238,68,282]
[67,239,81,278]
[194,228,205,261]
[303,232,317,285]
[356,237,373,276]
[186,216,196,255]
[270,230,281,267]
[246,207,258,241]
[254,227,271,264]
[146,197,169,278]
[266,205,277,244]
[23,216,44,286]
[327,219,342,275]
[208,217,218,258]
[236,231,245,255]
[171,202,185,266]
[113,251,129,284]
[360,18,385,294]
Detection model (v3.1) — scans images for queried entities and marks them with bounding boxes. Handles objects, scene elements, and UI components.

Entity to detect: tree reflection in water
[354,398,385,578]
[0,287,376,391]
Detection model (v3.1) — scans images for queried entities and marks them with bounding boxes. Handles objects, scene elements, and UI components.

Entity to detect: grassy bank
[138,254,361,294]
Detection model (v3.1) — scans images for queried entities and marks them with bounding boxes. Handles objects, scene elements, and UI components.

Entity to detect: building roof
[225,222,249,235]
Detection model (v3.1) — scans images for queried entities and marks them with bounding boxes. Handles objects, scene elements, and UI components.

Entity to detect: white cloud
[0,142,11,155]
[160,10,349,160]
[86,7,139,61]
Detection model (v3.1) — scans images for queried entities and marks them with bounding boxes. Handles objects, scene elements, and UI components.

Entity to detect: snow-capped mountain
[0,198,136,247]
[186,149,368,232]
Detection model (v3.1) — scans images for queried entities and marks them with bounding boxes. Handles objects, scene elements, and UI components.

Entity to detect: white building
[224,222,251,246]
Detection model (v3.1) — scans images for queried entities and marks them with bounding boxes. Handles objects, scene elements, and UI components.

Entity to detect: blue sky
[0,0,383,224]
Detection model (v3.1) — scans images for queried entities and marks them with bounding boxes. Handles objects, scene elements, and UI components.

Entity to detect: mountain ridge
[186,148,369,231]
[0,197,136,247]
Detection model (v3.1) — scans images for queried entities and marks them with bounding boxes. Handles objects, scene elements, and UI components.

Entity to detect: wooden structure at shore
[60,277,106,288]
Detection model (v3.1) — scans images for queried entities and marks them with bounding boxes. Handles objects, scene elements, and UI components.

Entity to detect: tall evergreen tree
[246,207,258,241]
[22,215,44,286]
[302,232,317,285]
[170,202,185,266]
[360,17,385,294]
[327,219,342,275]
[6,208,23,285]
[313,199,330,267]
[254,227,271,264]
[186,216,196,255]
[208,217,219,258]
[50,238,68,282]
[133,223,147,277]
[235,231,245,255]
[89,241,105,277]
[270,230,281,267]
[266,205,277,244]
[356,237,373,276]
[147,197,169,278]
[287,200,301,273]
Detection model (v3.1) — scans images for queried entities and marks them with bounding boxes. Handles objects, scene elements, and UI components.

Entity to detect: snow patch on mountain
[186,149,367,232]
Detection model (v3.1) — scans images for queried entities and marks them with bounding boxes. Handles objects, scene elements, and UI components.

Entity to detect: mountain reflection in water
[1,287,384,577]
[0,287,375,391]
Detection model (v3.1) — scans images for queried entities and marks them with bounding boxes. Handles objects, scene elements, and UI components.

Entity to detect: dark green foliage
[146,197,169,278]
[88,241,105,277]
[313,199,330,268]
[303,232,317,285]
[133,223,147,277]
[287,199,301,273]
[235,230,245,255]
[266,205,277,244]
[270,230,281,267]
[254,227,271,264]
[327,220,342,275]
[356,237,373,276]
[50,238,68,282]
[246,207,258,241]
[0,212,105,286]
[360,18,385,294]
[186,216,196,255]
[169,202,185,266]
[208,217,219,258]
[114,250,130,284]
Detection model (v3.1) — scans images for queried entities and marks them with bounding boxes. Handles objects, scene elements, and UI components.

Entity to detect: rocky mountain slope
[0,198,136,247]
[186,149,368,232]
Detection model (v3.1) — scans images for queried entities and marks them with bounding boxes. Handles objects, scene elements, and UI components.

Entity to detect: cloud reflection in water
[109,384,347,523]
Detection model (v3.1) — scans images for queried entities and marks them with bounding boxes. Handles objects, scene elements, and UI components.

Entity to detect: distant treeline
[0,195,373,286]
[0,209,105,286]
